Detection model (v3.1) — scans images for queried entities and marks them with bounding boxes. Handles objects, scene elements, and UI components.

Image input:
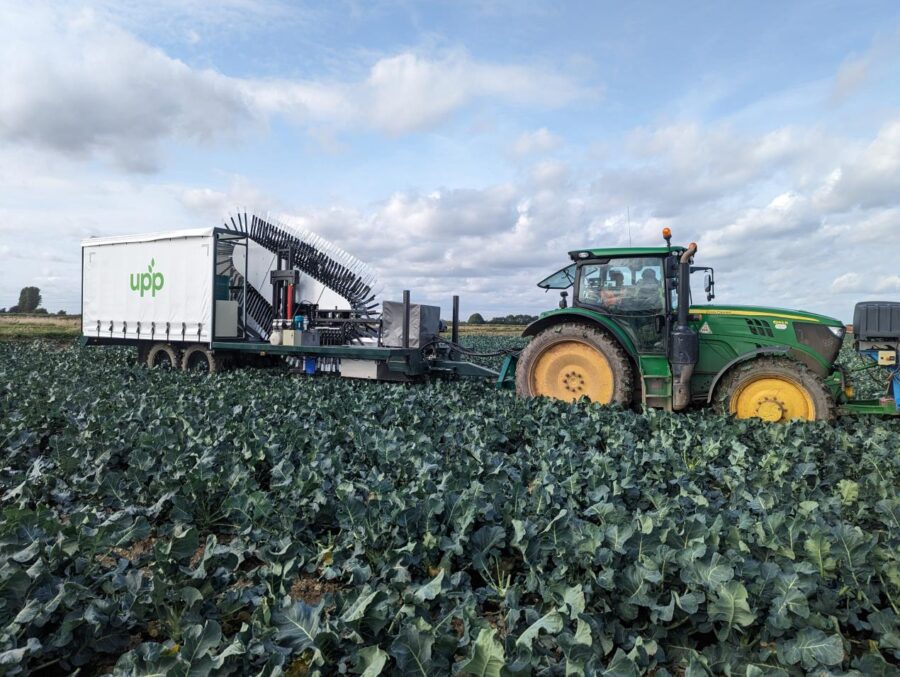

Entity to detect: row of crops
[0,340,898,675]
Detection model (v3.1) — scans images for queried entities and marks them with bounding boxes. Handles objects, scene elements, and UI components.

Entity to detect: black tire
[714,356,835,422]
[181,344,219,373]
[515,322,633,405]
[146,343,181,369]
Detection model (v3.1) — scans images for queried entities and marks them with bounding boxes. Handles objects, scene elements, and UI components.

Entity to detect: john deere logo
[130,258,165,297]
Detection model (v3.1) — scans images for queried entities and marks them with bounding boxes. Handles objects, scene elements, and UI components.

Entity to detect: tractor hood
[690,304,846,375]
[689,304,844,327]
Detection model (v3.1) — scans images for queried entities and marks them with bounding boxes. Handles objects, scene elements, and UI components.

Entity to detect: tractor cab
[538,241,712,357]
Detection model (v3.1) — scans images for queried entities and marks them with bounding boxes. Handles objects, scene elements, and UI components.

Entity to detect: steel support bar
[451,295,459,360]
[402,289,410,349]
[838,398,900,416]
[427,359,500,379]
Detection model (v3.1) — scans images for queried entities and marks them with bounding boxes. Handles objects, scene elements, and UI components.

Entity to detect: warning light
[662,228,672,245]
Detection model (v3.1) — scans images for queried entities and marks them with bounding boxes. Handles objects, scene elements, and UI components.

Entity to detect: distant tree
[17,287,41,313]
[467,313,485,325]
[57,310,67,316]
[33,308,48,314]
[9,305,20,313]
[488,314,539,325]
[0,308,5,313]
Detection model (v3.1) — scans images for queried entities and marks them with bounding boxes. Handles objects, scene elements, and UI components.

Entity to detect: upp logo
[130,258,165,297]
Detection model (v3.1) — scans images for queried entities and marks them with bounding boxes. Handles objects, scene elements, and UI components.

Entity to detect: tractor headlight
[828,326,845,338]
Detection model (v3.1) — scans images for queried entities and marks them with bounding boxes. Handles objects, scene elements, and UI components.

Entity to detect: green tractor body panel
[687,304,845,402]
[524,307,638,356]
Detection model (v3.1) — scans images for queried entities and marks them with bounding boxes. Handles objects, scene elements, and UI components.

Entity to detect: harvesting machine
[80,219,899,422]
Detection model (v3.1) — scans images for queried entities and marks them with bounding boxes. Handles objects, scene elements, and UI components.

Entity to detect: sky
[1,0,900,320]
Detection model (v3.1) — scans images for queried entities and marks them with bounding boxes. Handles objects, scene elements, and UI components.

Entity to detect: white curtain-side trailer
[81,228,251,370]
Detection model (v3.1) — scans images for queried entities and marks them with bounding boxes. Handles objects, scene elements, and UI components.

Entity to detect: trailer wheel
[714,356,835,422]
[181,345,219,373]
[516,322,633,405]
[146,343,181,369]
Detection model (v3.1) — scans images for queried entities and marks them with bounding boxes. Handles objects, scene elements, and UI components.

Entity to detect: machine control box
[854,301,900,341]
[381,301,441,348]
[283,329,320,347]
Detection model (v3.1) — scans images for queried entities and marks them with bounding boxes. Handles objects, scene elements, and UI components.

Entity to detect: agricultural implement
[80,219,899,422]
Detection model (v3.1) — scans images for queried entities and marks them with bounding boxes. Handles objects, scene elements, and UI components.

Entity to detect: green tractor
[515,229,900,422]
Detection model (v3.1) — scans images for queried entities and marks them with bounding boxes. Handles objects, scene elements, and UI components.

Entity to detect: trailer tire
[516,322,633,405]
[714,356,835,422]
[146,343,181,369]
[181,345,219,373]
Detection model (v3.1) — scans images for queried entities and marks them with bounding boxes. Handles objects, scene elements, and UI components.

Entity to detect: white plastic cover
[82,228,214,342]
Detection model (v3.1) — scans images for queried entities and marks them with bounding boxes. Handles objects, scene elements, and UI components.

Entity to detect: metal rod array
[220,211,382,344]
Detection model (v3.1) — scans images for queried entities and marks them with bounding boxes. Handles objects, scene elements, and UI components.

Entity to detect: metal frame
[211,228,249,345]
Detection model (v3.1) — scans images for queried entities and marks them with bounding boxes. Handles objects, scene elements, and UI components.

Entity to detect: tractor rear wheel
[181,345,219,373]
[516,323,633,405]
[714,356,835,422]
[146,342,180,369]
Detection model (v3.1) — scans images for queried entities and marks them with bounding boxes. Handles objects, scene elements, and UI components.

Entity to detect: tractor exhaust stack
[671,242,699,411]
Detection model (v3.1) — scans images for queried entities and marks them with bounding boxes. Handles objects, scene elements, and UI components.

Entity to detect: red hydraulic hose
[287,283,294,320]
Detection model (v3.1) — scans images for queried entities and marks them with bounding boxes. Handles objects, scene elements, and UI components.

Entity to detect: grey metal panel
[853,302,900,340]
[215,301,239,338]
[381,301,441,348]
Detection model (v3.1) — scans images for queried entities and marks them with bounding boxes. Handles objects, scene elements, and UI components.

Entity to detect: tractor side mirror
[705,273,715,301]
[559,291,568,309]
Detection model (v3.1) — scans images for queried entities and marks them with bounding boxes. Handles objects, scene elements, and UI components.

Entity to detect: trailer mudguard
[705,345,790,403]
[522,308,639,358]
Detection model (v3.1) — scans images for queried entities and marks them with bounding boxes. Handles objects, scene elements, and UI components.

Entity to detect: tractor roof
[568,245,686,261]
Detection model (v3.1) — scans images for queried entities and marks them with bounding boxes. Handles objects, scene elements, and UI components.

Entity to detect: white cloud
[831,272,864,293]
[247,50,585,136]
[0,3,588,170]
[831,55,869,103]
[0,5,254,172]
[593,123,837,217]
[511,128,563,157]
[829,28,900,104]
[815,119,900,212]
[875,275,900,293]
[180,178,271,220]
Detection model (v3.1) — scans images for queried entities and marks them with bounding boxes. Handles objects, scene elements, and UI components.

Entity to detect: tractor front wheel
[714,356,835,422]
[515,323,633,405]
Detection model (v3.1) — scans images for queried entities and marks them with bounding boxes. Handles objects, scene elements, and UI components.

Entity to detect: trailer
[80,223,515,385]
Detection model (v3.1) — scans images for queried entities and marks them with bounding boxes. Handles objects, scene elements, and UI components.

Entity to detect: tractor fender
[705,345,790,403]
[522,310,638,359]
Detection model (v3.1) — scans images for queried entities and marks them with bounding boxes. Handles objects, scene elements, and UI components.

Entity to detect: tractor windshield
[577,257,665,314]
[537,264,576,289]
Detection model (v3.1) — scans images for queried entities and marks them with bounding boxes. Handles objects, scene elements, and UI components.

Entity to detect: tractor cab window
[577,256,666,353]
[577,257,665,313]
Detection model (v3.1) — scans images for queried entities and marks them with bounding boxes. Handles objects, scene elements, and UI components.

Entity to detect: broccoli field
[1,339,898,675]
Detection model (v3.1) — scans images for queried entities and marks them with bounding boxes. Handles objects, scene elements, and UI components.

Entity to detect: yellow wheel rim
[729,376,816,422]
[530,340,614,403]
